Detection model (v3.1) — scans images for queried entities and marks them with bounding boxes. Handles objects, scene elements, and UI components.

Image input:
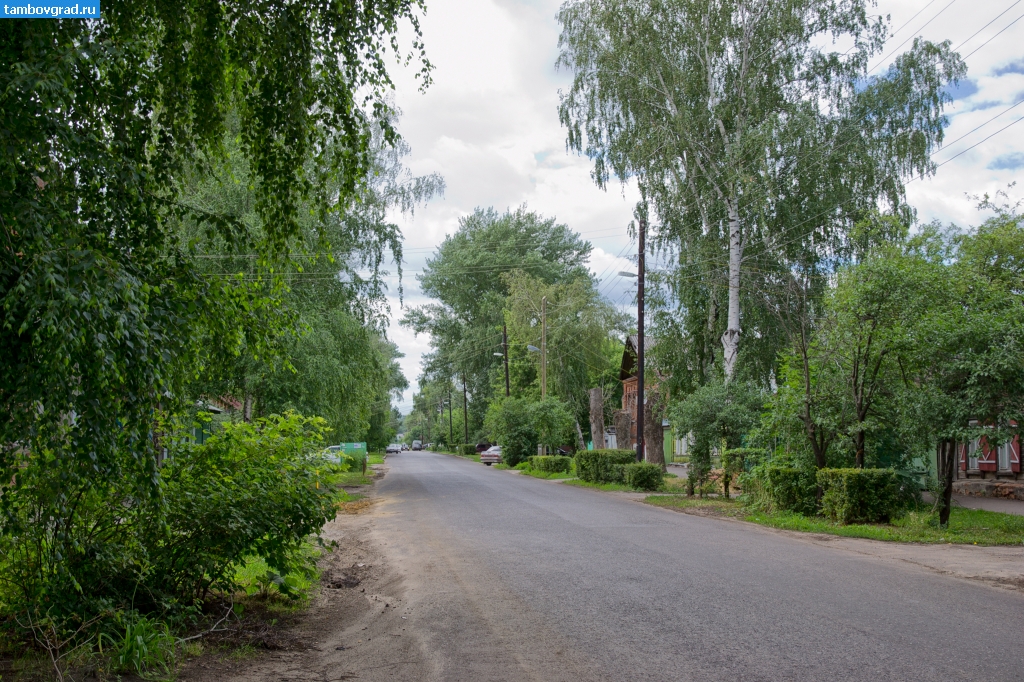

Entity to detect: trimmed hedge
[532,455,573,474]
[625,462,663,491]
[459,443,476,456]
[575,449,636,483]
[764,465,817,515]
[817,468,910,524]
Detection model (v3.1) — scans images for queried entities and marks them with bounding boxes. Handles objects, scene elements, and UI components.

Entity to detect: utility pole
[636,216,646,462]
[463,376,469,444]
[502,323,510,397]
[541,295,547,399]
[448,388,453,447]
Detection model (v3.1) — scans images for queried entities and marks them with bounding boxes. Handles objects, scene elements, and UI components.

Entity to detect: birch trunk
[721,196,743,381]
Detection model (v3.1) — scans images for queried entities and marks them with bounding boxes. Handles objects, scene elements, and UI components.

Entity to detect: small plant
[624,462,664,491]
[101,614,175,676]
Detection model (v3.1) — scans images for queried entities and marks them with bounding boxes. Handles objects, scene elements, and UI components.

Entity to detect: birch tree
[558,0,963,382]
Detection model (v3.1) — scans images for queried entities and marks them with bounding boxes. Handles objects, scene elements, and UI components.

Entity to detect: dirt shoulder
[178,464,431,682]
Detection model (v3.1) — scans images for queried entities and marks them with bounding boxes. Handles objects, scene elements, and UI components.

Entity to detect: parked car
[401,443,409,451]
[386,443,402,454]
[475,442,492,453]
[412,440,422,451]
[480,445,502,466]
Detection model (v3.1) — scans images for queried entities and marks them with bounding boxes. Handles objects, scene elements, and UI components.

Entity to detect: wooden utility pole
[636,217,646,462]
[541,296,547,399]
[502,323,510,397]
[463,376,469,444]
[448,388,453,447]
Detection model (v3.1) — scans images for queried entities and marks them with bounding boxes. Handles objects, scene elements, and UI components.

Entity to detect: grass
[368,452,386,465]
[520,468,575,480]
[644,495,1024,545]
[562,478,635,492]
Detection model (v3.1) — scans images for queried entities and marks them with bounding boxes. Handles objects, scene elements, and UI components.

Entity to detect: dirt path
[178,470,431,682]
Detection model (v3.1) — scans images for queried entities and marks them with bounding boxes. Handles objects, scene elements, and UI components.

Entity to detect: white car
[480,445,502,466]
[386,443,402,454]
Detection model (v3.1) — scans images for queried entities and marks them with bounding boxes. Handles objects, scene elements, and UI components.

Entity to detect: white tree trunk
[721,196,743,381]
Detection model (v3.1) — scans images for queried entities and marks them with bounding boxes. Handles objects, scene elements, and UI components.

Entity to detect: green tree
[504,269,627,432]
[669,379,763,493]
[558,0,964,384]
[484,397,539,467]
[2,3,430,487]
[403,207,594,433]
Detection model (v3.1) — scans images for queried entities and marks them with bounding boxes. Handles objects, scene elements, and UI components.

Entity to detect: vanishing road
[368,450,1022,682]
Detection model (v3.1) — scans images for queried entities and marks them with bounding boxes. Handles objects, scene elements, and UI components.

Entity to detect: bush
[575,449,636,483]
[484,397,538,467]
[722,448,766,498]
[625,462,663,491]
[532,455,572,474]
[763,465,818,514]
[817,468,911,524]
[459,443,476,456]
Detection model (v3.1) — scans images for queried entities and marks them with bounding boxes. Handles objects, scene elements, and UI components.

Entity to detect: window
[998,441,1012,471]
[968,439,980,470]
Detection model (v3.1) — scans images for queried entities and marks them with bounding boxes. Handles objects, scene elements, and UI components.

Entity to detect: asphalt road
[374,450,1024,682]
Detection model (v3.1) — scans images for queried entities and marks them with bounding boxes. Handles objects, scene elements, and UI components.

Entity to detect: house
[954,425,1023,499]
[618,335,677,460]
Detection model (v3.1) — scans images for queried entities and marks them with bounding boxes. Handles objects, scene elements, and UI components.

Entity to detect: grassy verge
[368,452,386,465]
[645,495,1024,545]
[521,468,575,480]
[454,452,481,463]
[562,478,635,492]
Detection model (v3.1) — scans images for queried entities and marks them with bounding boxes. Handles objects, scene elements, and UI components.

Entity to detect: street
[367,451,1023,681]
[192,450,1024,682]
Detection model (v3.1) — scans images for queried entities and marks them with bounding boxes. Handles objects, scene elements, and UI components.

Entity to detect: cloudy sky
[380,0,1024,412]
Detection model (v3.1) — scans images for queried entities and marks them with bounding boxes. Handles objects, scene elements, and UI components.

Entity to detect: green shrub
[484,397,538,467]
[722,448,766,498]
[460,443,476,456]
[532,455,573,474]
[764,465,818,514]
[625,462,663,491]
[575,449,636,483]
[817,468,911,524]
[0,411,337,637]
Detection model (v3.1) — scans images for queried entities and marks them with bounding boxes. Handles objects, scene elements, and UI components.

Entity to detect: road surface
[372,450,1022,681]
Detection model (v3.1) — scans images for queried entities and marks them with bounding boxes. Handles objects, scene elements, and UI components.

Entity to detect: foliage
[504,270,627,427]
[559,0,963,382]
[722,448,764,498]
[745,507,1024,546]
[0,412,337,645]
[403,206,595,440]
[460,444,477,456]
[101,614,176,676]
[624,462,664,491]
[816,468,910,524]
[644,497,1024,546]
[574,449,636,484]
[484,397,538,467]
[529,397,577,451]
[669,379,763,493]
[531,456,573,474]
[756,465,818,515]
[1,0,430,493]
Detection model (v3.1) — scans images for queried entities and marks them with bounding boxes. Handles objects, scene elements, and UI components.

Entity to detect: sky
[379,0,1024,412]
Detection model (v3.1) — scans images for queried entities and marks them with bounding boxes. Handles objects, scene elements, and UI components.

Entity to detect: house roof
[619,334,660,382]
